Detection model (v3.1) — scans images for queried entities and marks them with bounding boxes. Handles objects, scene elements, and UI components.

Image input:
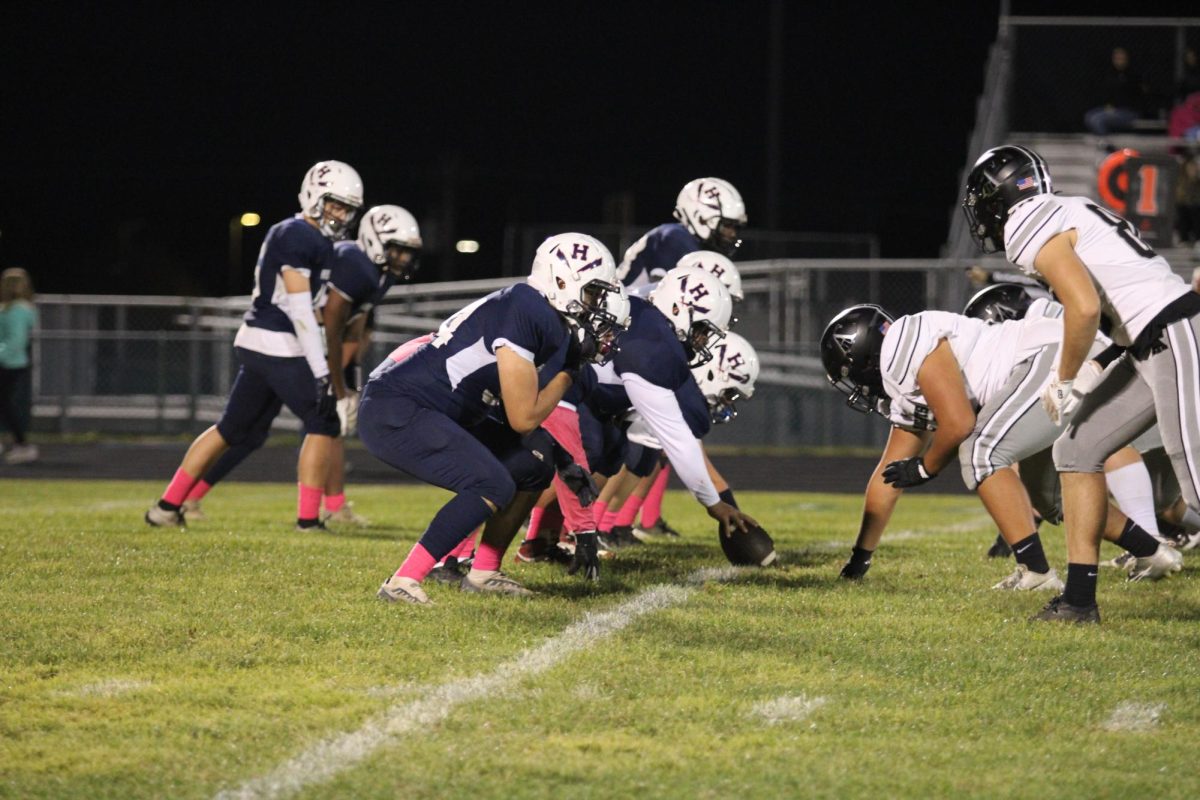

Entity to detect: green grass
[1,480,1198,799]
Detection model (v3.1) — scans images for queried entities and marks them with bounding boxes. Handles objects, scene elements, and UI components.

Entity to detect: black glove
[558,462,599,507]
[568,531,601,581]
[315,375,337,418]
[882,456,934,489]
[840,546,873,580]
[563,320,598,379]
[344,362,363,392]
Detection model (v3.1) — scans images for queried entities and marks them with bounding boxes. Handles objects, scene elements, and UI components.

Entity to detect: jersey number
[1085,203,1156,259]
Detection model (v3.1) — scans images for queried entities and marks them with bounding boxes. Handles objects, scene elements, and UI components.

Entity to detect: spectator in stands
[0,268,39,464]
[1084,47,1147,137]
[1176,47,1200,103]
[1177,155,1200,250]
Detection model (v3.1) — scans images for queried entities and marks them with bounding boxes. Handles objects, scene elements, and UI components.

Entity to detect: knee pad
[1052,428,1107,474]
[473,468,517,510]
[624,443,661,478]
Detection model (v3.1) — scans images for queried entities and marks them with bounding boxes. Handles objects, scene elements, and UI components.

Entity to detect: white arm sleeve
[623,373,720,507]
[285,290,330,379]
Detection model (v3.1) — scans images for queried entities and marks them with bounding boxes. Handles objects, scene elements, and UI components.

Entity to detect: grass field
[2,479,1199,799]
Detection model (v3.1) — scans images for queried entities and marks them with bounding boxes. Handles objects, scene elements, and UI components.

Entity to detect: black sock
[718,488,738,509]
[1116,519,1159,558]
[157,499,180,512]
[1011,533,1050,574]
[849,547,872,568]
[296,517,321,529]
[1064,562,1099,608]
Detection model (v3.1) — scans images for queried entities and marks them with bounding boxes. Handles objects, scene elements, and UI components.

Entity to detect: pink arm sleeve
[542,404,594,533]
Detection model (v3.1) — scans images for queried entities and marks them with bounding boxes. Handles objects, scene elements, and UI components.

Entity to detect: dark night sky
[1,1,1190,295]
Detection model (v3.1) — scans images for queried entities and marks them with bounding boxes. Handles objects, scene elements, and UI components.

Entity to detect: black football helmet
[962,145,1054,253]
[962,283,1050,324]
[820,304,894,415]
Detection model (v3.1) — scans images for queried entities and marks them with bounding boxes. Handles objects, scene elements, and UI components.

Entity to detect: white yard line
[59,678,152,698]
[216,582,699,800]
[1102,701,1166,732]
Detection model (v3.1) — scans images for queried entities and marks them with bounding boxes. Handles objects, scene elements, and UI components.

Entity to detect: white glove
[1072,359,1105,396]
[1041,374,1081,425]
[337,394,360,437]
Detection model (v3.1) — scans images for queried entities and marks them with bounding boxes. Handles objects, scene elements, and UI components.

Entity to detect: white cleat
[1102,551,1137,570]
[3,444,39,465]
[321,502,370,527]
[991,564,1064,592]
[460,570,535,597]
[1127,545,1184,582]
[377,575,432,605]
[145,503,185,528]
[181,499,206,521]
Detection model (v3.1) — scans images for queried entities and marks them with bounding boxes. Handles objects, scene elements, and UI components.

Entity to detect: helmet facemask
[707,386,746,425]
[317,196,360,241]
[684,318,726,368]
[706,219,744,257]
[383,242,422,281]
[562,279,626,365]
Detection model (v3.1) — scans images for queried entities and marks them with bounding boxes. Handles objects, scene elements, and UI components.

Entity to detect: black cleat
[986,533,1012,558]
[427,557,468,584]
[1030,594,1100,624]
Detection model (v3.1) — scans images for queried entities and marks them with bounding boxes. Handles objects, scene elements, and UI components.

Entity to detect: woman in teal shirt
[0,268,38,464]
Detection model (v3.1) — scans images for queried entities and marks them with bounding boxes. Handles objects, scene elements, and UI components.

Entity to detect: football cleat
[634,517,682,540]
[181,499,206,521]
[515,538,572,565]
[377,575,431,605]
[295,518,330,532]
[145,503,185,528]
[460,570,535,597]
[4,444,39,464]
[991,565,1064,592]
[427,557,468,584]
[1127,544,1183,582]
[321,502,370,527]
[1102,551,1137,569]
[986,533,1012,558]
[1029,594,1100,624]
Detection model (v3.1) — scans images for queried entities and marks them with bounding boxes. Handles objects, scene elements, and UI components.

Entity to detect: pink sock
[640,466,671,527]
[600,510,618,533]
[324,493,346,513]
[525,507,545,542]
[473,541,504,572]
[298,483,323,521]
[450,531,477,560]
[162,468,199,507]
[614,494,644,527]
[184,478,212,503]
[397,543,438,581]
[591,499,609,530]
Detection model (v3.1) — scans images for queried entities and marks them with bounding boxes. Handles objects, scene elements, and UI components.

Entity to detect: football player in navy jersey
[369,233,627,604]
[178,204,423,526]
[146,160,363,530]
[617,177,747,290]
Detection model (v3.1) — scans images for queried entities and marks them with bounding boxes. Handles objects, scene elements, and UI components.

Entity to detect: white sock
[1107,462,1161,539]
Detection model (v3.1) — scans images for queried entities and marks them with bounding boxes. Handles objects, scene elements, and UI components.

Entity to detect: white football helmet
[673,177,747,256]
[357,205,423,280]
[692,331,759,424]
[675,250,743,301]
[529,233,627,363]
[298,160,364,240]
[649,264,733,367]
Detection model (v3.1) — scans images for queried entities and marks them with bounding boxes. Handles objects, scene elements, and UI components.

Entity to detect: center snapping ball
[719,522,778,567]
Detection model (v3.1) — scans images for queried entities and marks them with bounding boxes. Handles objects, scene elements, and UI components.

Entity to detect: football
[719,522,778,567]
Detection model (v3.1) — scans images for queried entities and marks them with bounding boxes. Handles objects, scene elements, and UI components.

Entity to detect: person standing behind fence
[1083,47,1147,137]
[0,268,38,465]
[144,161,363,529]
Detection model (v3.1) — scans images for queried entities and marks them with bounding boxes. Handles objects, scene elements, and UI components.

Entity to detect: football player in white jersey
[964,144,1200,623]
[820,301,1177,590]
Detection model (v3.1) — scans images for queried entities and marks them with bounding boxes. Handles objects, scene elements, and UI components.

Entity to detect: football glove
[562,320,598,380]
[882,456,933,489]
[336,394,360,437]
[1041,375,1081,425]
[315,375,337,418]
[558,462,599,507]
[568,531,601,581]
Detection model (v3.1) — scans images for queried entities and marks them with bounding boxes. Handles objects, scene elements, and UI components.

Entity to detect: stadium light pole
[227,213,261,295]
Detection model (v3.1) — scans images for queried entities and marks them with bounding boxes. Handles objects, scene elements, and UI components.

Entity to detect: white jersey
[879,310,1062,430]
[1004,194,1189,346]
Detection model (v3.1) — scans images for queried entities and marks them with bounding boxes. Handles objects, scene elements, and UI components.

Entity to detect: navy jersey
[235,215,333,357]
[322,241,396,321]
[369,282,567,425]
[583,297,711,438]
[617,223,701,289]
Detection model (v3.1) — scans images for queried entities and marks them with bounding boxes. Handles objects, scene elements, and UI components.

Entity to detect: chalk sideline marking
[749,694,829,726]
[1102,701,1166,732]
